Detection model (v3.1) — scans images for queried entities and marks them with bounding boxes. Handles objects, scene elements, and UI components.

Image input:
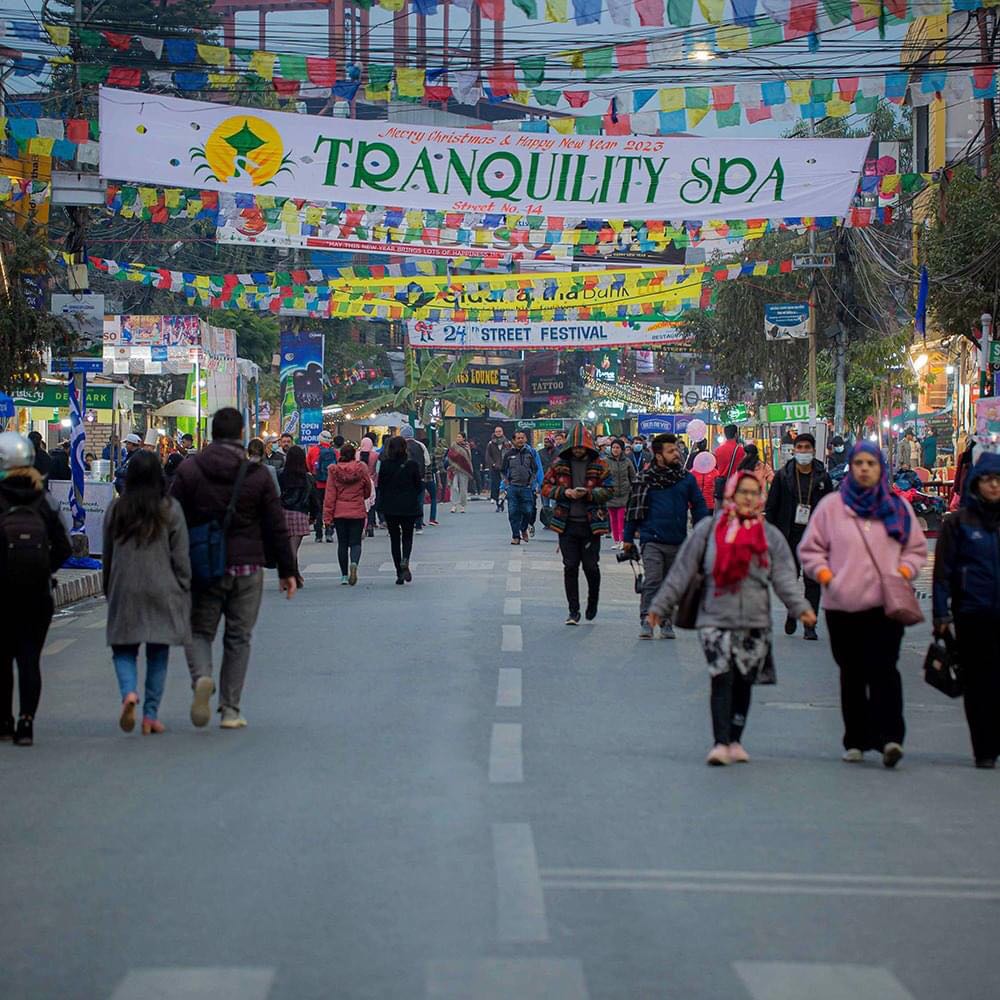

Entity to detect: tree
[359,351,506,431]
[921,153,1000,340]
[0,218,69,392]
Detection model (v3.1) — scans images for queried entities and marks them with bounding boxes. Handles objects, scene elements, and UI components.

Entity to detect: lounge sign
[99,89,870,220]
[452,365,513,389]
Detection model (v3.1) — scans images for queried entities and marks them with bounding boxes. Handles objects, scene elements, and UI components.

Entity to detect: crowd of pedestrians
[1,414,998,778]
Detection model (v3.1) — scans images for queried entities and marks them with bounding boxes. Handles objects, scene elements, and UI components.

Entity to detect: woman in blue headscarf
[800,442,927,768]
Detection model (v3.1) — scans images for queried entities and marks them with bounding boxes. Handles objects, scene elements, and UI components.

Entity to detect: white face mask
[795,452,814,466]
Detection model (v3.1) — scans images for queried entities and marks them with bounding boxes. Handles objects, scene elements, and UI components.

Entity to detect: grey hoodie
[649,513,810,629]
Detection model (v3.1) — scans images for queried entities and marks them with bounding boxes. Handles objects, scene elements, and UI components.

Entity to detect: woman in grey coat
[648,471,815,766]
[102,451,191,735]
[605,439,636,547]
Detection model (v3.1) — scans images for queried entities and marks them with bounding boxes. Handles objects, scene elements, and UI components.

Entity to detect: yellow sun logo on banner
[190,116,293,187]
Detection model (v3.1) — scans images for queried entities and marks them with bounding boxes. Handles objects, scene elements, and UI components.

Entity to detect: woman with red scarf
[648,472,816,765]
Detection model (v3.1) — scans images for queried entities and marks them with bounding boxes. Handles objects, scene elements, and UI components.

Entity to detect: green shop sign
[516,419,565,431]
[718,403,749,425]
[13,385,115,410]
[765,400,811,423]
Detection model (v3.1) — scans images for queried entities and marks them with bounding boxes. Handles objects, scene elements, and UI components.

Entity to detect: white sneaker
[190,676,215,728]
[842,748,864,763]
[220,707,248,729]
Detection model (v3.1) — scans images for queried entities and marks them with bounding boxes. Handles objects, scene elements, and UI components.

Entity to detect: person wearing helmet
[0,432,72,746]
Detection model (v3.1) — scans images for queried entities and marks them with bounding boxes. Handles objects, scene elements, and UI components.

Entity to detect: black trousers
[314,487,333,540]
[826,608,905,751]
[956,614,1000,761]
[385,516,416,571]
[710,667,753,745]
[489,469,502,504]
[0,594,53,719]
[558,520,601,614]
[789,528,821,615]
[334,518,365,576]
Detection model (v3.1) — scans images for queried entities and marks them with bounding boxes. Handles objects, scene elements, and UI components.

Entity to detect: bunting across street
[98,89,870,221]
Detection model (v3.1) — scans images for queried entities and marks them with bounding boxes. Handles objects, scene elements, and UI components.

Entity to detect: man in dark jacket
[502,431,539,544]
[765,432,833,639]
[47,441,72,482]
[0,431,72,745]
[624,433,709,639]
[164,433,194,483]
[27,431,51,483]
[486,426,510,510]
[170,407,297,730]
[541,423,611,625]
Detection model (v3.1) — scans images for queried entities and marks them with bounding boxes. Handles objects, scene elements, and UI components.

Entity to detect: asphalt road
[1,500,995,1000]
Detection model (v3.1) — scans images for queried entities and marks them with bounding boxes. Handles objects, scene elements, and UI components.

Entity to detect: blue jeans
[426,480,438,522]
[113,643,169,720]
[507,485,535,538]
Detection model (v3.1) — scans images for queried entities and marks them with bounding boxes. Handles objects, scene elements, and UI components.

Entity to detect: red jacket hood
[329,460,368,485]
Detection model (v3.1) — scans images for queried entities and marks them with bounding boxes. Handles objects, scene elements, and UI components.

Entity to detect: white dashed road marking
[503,597,522,616]
[492,823,549,943]
[109,966,276,1000]
[42,638,76,657]
[506,576,522,592]
[496,668,522,708]
[501,624,523,652]
[734,962,916,1000]
[426,959,587,999]
[489,723,523,783]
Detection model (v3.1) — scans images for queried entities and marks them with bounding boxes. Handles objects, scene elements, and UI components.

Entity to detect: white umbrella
[154,399,198,418]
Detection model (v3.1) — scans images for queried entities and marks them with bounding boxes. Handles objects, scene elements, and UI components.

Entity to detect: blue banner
[67,373,86,533]
[279,329,325,445]
[637,412,712,436]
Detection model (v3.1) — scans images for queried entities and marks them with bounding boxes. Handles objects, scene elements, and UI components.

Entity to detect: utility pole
[977,9,996,170]
[806,116,819,420]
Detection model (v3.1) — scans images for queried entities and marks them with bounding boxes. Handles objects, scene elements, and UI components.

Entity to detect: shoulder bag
[189,460,251,589]
[674,524,713,629]
[854,521,924,626]
[713,446,740,504]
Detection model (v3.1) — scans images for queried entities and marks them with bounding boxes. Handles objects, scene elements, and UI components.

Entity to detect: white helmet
[0,432,35,471]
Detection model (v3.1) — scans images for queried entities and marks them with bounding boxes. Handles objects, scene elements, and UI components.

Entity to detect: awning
[154,399,198,418]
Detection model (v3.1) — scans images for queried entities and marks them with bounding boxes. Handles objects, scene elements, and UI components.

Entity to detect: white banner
[407,319,690,350]
[100,89,870,221]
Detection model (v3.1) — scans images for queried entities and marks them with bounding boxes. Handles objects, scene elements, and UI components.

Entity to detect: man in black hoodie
[765,432,833,640]
[171,408,297,730]
[0,432,72,745]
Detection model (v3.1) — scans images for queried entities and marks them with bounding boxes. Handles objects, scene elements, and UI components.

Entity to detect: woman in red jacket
[323,444,373,586]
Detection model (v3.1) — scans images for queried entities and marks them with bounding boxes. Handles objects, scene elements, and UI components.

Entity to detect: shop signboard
[51,293,105,345]
[516,419,565,431]
[718,403,750,424]
[636,413,710,436]
[13,384,115,409]
[279,329,325,445]
[528,375,568,396]
[452,365,513,389]
[765,400,811,422]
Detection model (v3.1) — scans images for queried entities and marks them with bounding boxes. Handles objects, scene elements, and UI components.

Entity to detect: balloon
[685,419,707,442]
[692,451,717,474]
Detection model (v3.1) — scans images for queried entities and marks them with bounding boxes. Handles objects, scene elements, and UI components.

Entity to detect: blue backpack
[315,446,338,484]
[188,461,250,588]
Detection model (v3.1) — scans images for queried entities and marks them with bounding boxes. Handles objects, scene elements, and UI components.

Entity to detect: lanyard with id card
[795,471,815,527]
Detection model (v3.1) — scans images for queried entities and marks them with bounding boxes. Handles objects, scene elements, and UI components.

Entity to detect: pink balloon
[692,451,717,474]
[685,418,707,442]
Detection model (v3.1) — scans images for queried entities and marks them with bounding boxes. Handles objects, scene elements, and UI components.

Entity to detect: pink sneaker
[142,717,166,735]
[706,744,731,766]
[728,742,750,763]
[119,693,139,733]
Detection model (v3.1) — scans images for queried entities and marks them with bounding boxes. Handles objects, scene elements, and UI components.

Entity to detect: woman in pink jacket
[799,441,927,768]
[323,444,373,586]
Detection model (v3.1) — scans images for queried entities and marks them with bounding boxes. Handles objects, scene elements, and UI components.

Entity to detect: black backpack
[0,495,52,592]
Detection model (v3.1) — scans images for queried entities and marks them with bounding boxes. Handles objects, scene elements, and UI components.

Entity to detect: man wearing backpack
[170,408,297,730]
[0,432,71,746]
[306,431,337,542]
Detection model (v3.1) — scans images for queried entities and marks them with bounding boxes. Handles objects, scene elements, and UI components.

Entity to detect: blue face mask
[633,443,643,453]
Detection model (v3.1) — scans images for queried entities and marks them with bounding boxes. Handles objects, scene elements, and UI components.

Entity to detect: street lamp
[586,410,596,421]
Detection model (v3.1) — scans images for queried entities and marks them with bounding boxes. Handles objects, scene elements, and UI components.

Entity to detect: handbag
[756,647,777,686]
[674,527,711,629]
[853,521,924,626]
[188,460,251,589]
[923,634,963,698]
